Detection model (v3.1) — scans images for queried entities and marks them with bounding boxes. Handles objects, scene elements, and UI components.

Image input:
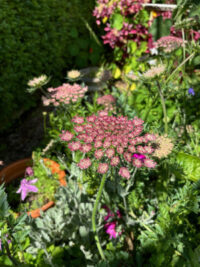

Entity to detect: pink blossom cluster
[93,0,117,25]
[103,206,122,239]
[42,83,88,106]
[60,112,157,178]
[97,94,116,112]
[93,0,153,52]
[153,36,187,53]
[118,0,143,16]
[102,22,153,50]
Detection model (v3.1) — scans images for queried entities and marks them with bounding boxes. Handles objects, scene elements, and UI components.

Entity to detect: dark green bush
[0,0,103,131]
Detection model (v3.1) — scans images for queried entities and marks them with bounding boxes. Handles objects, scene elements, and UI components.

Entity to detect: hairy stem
[156,81,168,134]
[92,174,107,261]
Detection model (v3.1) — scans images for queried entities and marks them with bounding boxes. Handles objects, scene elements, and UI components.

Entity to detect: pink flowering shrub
[93,0,153,54]
[60,112,157,177]
[42,83,88,106]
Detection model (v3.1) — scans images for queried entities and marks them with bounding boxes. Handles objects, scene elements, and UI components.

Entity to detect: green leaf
[177,152,200,182]
[112,13,124,30]
[79,226,89,238]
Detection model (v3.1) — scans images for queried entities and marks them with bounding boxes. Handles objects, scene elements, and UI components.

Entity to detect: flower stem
[156,81,168,134]
[92,174,107,261]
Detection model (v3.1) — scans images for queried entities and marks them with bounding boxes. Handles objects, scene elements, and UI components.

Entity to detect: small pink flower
[110,156,120,166]
[123,152,132,163]
[97,163,109,174]
[106,148,115,158]
[132,158,143,168]
[144,133,156,142]
[117,146,124,154]
[128,145,136,153]
[74,125,84,133]
[68,141,81,151]
[98,110,108,116]
[80,144,92,153]
[137,146,146,154]
[60,131,74,142]
[87,115,96,123]
[103,140,111,148]
[144,146,154,154]
[72,116,84,124]
[94,140,102,148]
[95,149,104,159]
[85,135,94,143]
[78,158,92,169]
[143,159,157,168]
[119,167,130,179]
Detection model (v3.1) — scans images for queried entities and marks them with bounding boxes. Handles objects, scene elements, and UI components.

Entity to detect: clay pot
[0,158,66,218]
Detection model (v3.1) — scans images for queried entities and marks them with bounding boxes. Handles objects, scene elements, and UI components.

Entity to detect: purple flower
[25,167,34,177]
[132,153,146,160]
[16,178,38,201]
[188,88,195,96]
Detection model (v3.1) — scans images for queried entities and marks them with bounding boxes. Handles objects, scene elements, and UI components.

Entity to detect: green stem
[156,81,168,134]
[92,174,107,261]
[166,52,195,84]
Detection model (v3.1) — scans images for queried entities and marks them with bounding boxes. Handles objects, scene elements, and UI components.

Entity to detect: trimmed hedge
[0,0,103,131]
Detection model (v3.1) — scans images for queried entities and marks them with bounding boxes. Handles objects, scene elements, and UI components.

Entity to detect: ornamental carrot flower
[16,179,38,201]
[61,113,157,172]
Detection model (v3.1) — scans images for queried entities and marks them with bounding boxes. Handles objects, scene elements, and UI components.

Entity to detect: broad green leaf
[112,13,124,30]
[177,152,200,182]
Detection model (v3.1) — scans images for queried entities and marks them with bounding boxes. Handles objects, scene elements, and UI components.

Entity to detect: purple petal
[29,178,38,184]
[25,184,38,193]
[21,189,28,201]
[16,187,22,194]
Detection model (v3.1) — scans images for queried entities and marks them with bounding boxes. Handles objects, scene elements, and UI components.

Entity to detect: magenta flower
[16,178,38,201]
[132,153,146,160]
[105,222,117,239]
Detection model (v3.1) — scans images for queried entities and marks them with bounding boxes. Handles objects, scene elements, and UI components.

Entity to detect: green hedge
[0,0,103,131]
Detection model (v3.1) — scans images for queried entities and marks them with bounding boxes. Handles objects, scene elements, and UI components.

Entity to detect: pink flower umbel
[61,113,157,174]
[119,167,130,179]
[78,158,92,169]
[16,178,38,201]
[43,83,87,106]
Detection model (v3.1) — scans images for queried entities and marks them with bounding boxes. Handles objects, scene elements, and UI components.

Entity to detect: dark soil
[0,103,47,170]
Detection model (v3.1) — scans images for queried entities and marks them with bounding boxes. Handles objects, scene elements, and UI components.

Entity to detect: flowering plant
[60,111,159,260]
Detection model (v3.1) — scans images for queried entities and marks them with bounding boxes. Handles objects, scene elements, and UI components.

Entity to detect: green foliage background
[0,0,103,131]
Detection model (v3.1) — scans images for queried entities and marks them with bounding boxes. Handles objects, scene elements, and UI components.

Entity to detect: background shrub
[0,0,103,131]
